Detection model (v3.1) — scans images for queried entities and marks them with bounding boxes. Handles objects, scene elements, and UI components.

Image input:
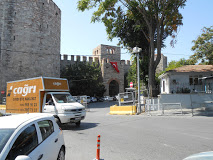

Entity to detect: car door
[5,124,43,160]
[35,119,60,160]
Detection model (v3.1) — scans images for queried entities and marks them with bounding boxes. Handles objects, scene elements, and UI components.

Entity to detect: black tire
[57,147,65,160]
[55,118,61,126]
[75,121,81,127]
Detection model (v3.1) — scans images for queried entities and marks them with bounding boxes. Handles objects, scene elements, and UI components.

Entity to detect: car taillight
[59,127,63,134]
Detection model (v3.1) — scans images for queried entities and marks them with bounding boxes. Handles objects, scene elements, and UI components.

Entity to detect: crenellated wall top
[61,55,131,66]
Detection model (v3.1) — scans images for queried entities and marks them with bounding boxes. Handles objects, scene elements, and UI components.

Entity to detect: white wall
[160,76,170,93]
[160,72,212,94]
[159,93,213,109]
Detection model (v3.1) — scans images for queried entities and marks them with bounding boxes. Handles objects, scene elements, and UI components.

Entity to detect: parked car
[97,97,104,102]
[103,96,109,101]
[108,96,114,101]
[0,113,65,160]
[90,97,97,103]
[103,96,114,101]
[86,96,91,103]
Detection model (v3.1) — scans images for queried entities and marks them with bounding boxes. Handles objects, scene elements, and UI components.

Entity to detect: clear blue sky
[53,0,213,63]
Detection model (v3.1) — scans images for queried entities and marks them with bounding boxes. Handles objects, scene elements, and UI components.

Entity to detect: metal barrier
[145,98,184,116]
[118,92,135,106]
[162,103,183,115]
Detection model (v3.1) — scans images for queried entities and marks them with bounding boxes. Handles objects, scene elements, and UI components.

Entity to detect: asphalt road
[62,101,213,160]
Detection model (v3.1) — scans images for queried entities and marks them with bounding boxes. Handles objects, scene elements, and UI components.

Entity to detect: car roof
[0,113,53,129]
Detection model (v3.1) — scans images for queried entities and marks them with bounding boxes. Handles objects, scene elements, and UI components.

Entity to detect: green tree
[127,55,149,86]
[60,63,106,97]
[190,26,213,64]
[165,58,194,72]
[78,0,186,97]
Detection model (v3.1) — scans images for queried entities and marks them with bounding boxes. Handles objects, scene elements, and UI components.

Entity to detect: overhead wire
[0,48,193,58]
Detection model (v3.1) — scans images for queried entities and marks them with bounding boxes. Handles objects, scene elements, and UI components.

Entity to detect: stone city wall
[60,55,131,96]
[0,0,61,102]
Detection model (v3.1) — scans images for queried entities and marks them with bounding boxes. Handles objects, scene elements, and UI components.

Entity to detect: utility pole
[133,47,142,114]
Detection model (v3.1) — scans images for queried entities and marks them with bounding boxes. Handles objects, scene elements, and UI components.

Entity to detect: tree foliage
[127,55,149,86]
[165,58,194,71]
[189,26,213,64]
[78,0,186,97]
[156,58,194,81]
[60,63,106,97]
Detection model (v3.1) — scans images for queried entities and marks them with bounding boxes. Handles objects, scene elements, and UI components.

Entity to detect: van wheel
[57,147,65,160]
[55,118,61,126]
[75,121,81,127]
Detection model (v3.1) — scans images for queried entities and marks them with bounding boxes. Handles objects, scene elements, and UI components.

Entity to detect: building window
[189,75,202,85]
[107,48,115,54]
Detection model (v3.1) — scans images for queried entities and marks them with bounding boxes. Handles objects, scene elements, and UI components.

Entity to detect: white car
[183,151,213,160]
[0,113,65,160]
[90,97,97,103]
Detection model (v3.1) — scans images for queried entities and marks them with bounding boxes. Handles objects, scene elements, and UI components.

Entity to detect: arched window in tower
[109,48,115,54]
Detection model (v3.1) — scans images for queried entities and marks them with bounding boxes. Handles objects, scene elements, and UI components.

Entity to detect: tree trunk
[148,27,156,97]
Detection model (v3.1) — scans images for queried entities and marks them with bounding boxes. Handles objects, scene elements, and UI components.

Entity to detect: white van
[6,77,86,126]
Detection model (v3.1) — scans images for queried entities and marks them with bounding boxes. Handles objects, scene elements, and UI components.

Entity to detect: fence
[144,93,213,116]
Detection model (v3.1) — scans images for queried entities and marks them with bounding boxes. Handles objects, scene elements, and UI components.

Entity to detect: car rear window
[0,129,14,154]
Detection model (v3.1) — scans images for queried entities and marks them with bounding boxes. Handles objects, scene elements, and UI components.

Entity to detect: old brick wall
[0,0,61,102]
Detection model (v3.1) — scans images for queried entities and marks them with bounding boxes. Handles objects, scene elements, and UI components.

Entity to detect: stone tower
[155,54,168,74]
[93,44,130,96]
[0,0,61,101]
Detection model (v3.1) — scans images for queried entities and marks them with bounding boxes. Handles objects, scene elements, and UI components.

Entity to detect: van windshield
[53,94,76,103]
[0,129,14,154]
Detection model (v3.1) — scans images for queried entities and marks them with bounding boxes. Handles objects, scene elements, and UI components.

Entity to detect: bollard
[93,135,104,160]
[96,135,101,160]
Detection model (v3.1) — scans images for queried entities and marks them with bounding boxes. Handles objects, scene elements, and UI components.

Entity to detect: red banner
[110,62,119,73]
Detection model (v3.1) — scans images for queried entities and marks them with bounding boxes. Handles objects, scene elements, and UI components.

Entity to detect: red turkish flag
[110,62,119,73]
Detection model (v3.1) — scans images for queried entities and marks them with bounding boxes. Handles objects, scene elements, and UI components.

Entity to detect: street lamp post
[133,47,142,114]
